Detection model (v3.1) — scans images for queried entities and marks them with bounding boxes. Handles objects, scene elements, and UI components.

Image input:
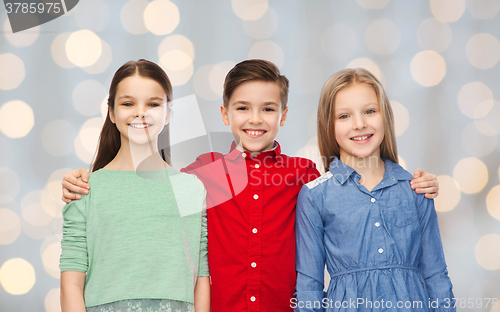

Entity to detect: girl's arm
[60,271,86,312]
[411,169,439,199]
[416,195,455,311]
[294,186,325,312]
[194,276,210,312]
[61,168,90,203]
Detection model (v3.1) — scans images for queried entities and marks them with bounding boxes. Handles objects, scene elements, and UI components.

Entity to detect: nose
[249,110,263,124]
[134,105,146,119]
[352,114,367,130]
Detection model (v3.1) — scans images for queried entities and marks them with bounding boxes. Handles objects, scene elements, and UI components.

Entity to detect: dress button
[253,194,259,200]
[371,198,376,203]
[242,153,247,158]
[250,296,256,302]
[375,222,380,227]
[252,228,258,234]
[251,262,257,268]
[378,248,384,253]
[255,164,260,168]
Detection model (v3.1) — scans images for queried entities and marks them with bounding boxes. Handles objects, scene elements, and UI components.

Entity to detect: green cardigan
[59,168,209,307]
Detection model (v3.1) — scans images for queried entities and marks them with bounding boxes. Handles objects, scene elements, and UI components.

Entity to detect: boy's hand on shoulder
[61,168,90,203]
[411,168,439,199]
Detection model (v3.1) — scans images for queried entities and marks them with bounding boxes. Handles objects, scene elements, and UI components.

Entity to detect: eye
[339,114,348,119]
[149,103,161,108]
[366,109,375,114]
[122,102,133,107]
[264,107,275,112]
[236,106,248,111]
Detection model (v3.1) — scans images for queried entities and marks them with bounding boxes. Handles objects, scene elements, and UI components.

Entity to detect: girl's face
[333,83,384,161]
[110,74,169,146]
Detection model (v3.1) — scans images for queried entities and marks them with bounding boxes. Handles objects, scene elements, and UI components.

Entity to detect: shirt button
[250,296,256,302]
[378,248,384,253]
[253,194,259,200]
[252,228,258,234]
[255,164,260,168]
[251,262,257,268]
[371,198,376,203]
[375,222,380,227]
[242,153,247,158]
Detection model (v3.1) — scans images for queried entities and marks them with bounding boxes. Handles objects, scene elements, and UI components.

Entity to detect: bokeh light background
[1,0,500,311]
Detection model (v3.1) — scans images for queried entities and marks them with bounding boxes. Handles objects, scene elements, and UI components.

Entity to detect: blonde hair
[317,68,398,171]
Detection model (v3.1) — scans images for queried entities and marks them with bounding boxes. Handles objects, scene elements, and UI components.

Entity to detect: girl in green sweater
[59,59,210,312]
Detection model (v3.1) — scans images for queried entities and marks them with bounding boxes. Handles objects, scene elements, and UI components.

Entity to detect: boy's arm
[416,196,455,311]
[61,168,90,203]
[411,169,439,199]
[294,186,325,312]
[60,271,86,312]
[194,276,210,312]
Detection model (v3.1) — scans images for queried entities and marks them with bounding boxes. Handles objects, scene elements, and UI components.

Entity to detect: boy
[61,59,440,311]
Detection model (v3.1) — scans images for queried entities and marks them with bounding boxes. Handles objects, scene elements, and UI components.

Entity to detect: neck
[340,154,385,179]
[105,136,167,171]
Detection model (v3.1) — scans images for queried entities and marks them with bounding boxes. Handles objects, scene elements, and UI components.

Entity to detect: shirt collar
[328,157,412,185]
[226,141,283,162]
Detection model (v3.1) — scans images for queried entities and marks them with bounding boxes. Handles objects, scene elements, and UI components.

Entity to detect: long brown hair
[91,59,173,172]
[317,68,398,171]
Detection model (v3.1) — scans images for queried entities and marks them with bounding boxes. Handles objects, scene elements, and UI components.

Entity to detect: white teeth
[129,124,149,129]
[351,135,370,141]
[247,130,264,136]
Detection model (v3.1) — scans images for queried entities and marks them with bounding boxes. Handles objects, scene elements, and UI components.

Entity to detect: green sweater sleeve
[60,200,88,272]
[198,190,209,277]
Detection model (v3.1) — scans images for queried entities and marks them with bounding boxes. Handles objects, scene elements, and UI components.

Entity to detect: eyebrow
[117,95,165,101]
[232,101,279,106]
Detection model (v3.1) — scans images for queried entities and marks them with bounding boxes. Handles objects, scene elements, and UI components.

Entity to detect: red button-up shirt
[182,142,320,312]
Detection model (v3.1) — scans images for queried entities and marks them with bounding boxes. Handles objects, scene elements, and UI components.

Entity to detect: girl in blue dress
[294,68,455,311]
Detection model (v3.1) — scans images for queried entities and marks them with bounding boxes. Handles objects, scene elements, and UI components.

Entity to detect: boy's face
[221,80,288,155]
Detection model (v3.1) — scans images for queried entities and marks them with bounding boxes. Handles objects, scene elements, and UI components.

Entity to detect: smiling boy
[61,60,440,312]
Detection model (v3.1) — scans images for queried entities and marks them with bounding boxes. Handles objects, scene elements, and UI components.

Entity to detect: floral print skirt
[87,299,194,312]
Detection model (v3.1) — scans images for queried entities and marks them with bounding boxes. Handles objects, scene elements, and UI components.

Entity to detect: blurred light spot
[74,0,110,32]
[466,33,500,70]
[457,82,493,119]
[121,0,149,34]
[231,0,268,21]
[474,119,497,136]
[410,50,446,87]
[158,35,195,60]
[66,30,102,67]
[287,26,322,59]
[430,0,466,22]
[476,100,500,135]
[475,234,500,270]
[0,167,20,204]
[41,239,62,278]
[3,20,39,47]
[193,65,219,101]
[51,33,76,69]
[22,203,54,227]
[286,59,323,95]
[296,145,324,174]
[472,99,495,119]
[101,96,109,119]
[453,157,488,194]
[0,53,25,90]
[242,7,278,40]
[391,101,409,137]
[248,40,285,69]
[461,122,496,157]
[0,258,36,294]
[416,18,452,53]
[466,0,500,19]
[75,117,104,164]
[82,40,113,74]
[209,61,236,97]
[159,50,193,86]
[487,185,500,221]
[0,209,21,245]
[0,138,14,167]
[144,0,179,35]
[356,0,390,9]
[73,80,108,116]
[365,19,401,55]
[41,120,77,157]
[434,175,461,212]
[398,156,407,170]
[42,182,64,218]
[346,58,381,81]
[322,24,357,61]
[0,100,34,139]
[45,288,61,312]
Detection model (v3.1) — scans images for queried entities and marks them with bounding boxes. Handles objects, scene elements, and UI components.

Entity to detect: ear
[280,107,289,127]
[220,104,230,126]
[165,110,171,125]
[109,107,116,124]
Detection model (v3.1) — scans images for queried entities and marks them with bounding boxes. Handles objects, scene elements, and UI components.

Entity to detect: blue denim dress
[294,158,455,312]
